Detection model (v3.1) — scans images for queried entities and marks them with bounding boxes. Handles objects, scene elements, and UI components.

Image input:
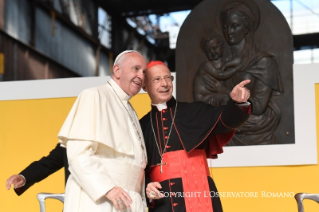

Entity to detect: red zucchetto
[147,61,166,69]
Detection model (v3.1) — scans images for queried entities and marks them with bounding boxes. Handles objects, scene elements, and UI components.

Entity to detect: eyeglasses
[151,76,174,84]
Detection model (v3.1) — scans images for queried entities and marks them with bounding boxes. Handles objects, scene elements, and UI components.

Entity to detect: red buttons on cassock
[163,118,167,121]
[162,110,166,113]
[173,203,178,206]
[166,146,171,148]
[171,193,175,196]
[170,182,175,186]
[164,127,168,130]
[165,136,168,139]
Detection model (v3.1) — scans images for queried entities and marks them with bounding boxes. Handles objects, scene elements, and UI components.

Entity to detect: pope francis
[58,50,148,212]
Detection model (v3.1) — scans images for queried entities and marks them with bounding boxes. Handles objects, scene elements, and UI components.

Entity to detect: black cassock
[140,97,250,212]
[14,144,69,195]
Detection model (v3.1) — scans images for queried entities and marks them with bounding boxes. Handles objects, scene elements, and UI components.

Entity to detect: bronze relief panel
[176,0,294,145]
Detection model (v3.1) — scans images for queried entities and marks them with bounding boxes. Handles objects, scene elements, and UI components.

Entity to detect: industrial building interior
[0,0,318,82]
[1,1,319,212]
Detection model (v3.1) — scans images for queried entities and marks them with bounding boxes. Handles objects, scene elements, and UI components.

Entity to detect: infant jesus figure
[193,33,243,106]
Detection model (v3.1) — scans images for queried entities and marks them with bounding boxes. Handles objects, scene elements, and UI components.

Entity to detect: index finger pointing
[238,79,251,87]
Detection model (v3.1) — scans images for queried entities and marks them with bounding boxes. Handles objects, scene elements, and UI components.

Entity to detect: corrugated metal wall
[1,0,108,79]
[4,0,30,44]
[112,18,158,63]
[35,7,97,76]
[0,0,160,81]
[0,32,79,81]
[42,0,96,36]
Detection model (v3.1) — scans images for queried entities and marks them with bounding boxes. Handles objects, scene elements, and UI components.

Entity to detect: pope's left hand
[230,80,251,103]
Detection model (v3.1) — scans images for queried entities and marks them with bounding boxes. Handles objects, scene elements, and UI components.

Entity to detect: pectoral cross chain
[157,158,167,174]
[150,101,178,174]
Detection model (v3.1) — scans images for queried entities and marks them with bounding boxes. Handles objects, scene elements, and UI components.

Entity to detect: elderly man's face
[143,65,173,104]
[115,52,147,96]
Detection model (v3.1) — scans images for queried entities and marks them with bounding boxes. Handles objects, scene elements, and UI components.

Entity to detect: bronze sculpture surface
[193,33,242,106]
[176,0,294,145]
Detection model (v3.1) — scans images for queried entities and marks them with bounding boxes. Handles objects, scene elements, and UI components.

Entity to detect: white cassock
[58,79,147,212]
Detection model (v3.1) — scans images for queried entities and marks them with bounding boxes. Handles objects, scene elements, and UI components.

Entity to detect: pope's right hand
[146,182,164,200]
[6,174,25,190]
[105,186,132,210]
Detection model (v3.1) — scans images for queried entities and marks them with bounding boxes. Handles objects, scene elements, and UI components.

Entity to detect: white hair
[113,50,140,66]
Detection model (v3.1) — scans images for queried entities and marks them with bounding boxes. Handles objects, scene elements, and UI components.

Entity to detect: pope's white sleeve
[66,140,115,202]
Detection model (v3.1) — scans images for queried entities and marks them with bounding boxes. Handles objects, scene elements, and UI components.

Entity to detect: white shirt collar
[151,102,167,111]
[108,79,132,101]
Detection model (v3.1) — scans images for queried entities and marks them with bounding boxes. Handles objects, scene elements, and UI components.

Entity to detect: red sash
[149,149,213,212]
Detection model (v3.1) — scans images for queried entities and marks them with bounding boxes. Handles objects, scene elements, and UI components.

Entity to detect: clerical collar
[108,79,131,101]
[151,97,176,112]
[152,102,167,111]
